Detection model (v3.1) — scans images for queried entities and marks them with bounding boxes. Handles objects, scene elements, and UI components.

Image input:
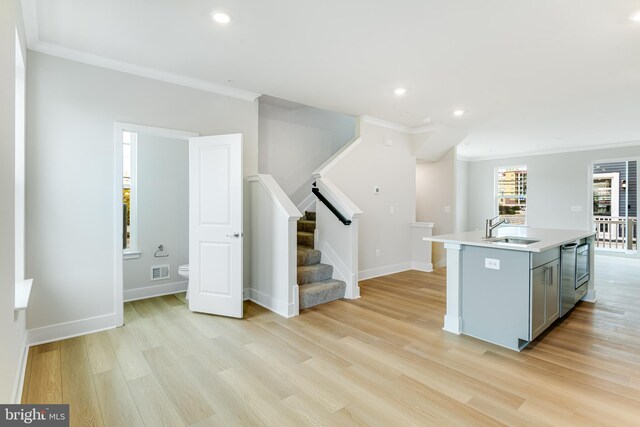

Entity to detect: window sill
[124,251,141,260]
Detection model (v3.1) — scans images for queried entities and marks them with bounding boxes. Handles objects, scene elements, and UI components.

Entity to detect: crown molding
[458,139,640,162]
[361,115,436,135]
[20,0,260,102]
[29,41,261,102]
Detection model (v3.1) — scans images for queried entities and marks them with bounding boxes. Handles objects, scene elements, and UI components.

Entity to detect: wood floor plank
[26,346,62,404]
[93,368,144,427]
[127,375,185,427]
[20,256,640,426]
[142,347,215,425]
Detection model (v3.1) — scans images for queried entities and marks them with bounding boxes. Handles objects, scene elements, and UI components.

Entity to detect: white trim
[28,41,261,102]
[114,123,199,327]
[358,262,412,281]
[12,344,29,404]
[443,315,462,335]
[316,178,363,219]
[582,289,597,303]
[361,115,436,135]
[20,0,39,46]
[125,132,139,253]
[123,251,141,260]
[317,240,352,289]
[247,288,294,318]
[26,313,117,347]
[124,280,188,302]
[411,261,434,272]
[411,222,434,228]
[296,192,316,213]
[313,136,363,177]
[247,175,302,220]
[14,279,33,311]
[460,139,640,162]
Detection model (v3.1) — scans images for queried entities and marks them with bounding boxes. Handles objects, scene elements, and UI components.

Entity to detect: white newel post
[442,243,463,334]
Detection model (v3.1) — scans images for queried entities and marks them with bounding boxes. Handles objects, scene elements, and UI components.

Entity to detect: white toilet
[178,264,190,299]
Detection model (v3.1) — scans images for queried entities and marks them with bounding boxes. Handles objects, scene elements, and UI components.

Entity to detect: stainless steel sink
[488,237,540,246]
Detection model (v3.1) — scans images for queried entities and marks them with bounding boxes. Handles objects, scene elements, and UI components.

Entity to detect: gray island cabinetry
[425,228,595,351]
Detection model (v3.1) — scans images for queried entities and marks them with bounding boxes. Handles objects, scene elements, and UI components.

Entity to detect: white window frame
[494,165,527,225]
[122,130,140,259]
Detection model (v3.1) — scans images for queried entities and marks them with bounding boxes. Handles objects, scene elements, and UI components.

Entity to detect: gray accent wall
[465,146,640,232]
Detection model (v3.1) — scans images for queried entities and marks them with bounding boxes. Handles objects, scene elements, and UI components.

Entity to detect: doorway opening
[592,159,638,253]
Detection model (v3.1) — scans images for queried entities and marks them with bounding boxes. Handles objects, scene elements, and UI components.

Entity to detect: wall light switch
[389,206,395,214]
[444,206,451,213]
[485,258,500,270]
[374,186,380,195]
[375,249,380,257]
[571,206,582,212]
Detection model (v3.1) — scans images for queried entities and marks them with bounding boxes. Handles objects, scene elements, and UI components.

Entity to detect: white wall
[416,148,456,268]
[324,122,416,278]
[123,134,188,298]
[26,52,258,332]
[1,0,26,403]
[258,98,355,205]
[466,145,640,232]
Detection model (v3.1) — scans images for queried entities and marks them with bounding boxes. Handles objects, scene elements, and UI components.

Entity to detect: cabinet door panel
[530,265,547,340]
[546,260,560,324]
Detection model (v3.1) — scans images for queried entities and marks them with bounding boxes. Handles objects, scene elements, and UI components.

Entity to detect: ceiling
[23,0,640,159]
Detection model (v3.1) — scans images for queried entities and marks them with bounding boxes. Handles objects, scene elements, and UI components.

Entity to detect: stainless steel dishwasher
[560,242,590,316]
[561,243,578,317]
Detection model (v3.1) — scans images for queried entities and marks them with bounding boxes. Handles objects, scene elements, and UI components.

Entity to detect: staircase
[297,211,346,309]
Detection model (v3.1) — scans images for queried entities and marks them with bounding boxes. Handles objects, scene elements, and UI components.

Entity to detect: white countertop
[424,227,595,253]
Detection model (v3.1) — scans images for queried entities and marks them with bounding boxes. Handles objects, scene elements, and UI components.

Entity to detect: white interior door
[189,134,243,318]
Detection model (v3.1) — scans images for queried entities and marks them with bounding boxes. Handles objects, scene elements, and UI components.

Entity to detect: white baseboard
[358,262,412,281]
[11,339,29,404]
[296,193,316,213]
[124,280,188,302]
[316,240,360,299]
[26,313,117,347]
[411,261,434,272]
[443,314,462,335]
[582,289,597,303]
[247,288,293,318]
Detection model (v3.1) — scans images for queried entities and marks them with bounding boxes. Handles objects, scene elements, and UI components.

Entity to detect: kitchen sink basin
[488,237,540,245]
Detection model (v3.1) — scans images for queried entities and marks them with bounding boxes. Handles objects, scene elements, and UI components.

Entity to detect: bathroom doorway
[114,123,198,326]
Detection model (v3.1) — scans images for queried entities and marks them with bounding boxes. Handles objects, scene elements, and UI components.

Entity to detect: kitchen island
[424,227,596,351]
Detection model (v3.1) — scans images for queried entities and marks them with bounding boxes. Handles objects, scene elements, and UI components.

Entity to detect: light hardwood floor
[22,256,640,426]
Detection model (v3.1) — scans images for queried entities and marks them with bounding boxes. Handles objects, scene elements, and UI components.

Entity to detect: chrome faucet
[485,216,509,239]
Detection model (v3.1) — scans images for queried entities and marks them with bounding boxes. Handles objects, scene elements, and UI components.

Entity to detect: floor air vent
[150,264,170,281]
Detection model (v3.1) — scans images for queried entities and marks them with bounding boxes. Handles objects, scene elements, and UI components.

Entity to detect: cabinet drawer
[531,247,560,269]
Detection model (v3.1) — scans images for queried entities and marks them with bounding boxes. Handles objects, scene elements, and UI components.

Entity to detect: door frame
[113,122,199,326]
[589,156,640,257]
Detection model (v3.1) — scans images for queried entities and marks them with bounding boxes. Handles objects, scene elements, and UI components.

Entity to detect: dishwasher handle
[562,243,578,250]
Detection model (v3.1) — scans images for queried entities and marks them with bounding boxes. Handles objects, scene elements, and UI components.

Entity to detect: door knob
[227,232,241,238]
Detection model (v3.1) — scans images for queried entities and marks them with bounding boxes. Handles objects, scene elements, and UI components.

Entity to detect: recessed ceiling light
[630,10,640,21]
[453,109,465,117]
[422,117,432,123]
[212,11,232,24]
[394,87,407,96]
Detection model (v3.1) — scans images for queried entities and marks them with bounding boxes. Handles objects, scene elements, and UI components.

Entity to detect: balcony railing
[594,216,638,250]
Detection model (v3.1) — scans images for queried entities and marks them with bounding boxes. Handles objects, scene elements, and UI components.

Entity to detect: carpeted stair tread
[305,211,316,221]
[299,279,346,309]
[297,246,321,266]
[297,231,314,247]
[297,220,316,233]
[297,263,333,285]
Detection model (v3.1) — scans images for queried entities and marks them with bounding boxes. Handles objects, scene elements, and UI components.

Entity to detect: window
[123,131,138,256]
[496,166,527,225]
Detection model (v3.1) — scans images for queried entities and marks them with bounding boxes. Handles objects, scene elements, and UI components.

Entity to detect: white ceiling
[23,0,640,159]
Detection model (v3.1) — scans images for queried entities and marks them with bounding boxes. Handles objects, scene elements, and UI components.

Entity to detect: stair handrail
[312,185,351,225]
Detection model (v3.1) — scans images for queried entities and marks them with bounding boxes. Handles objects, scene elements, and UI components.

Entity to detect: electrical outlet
[444,206,451,213]
[485,258,500,270]
[375,249,380,257]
